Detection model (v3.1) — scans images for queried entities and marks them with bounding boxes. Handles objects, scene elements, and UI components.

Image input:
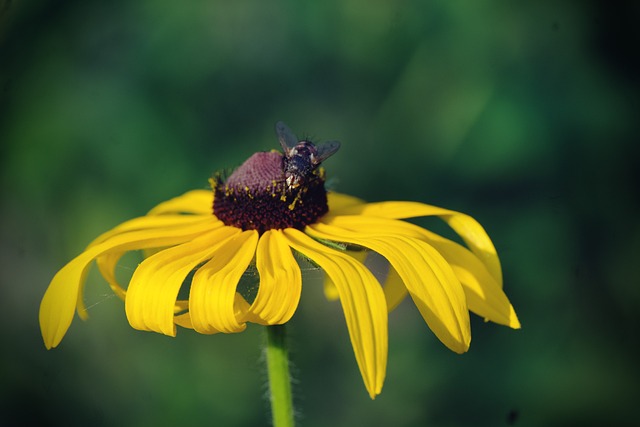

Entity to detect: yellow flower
[39,123,519,399]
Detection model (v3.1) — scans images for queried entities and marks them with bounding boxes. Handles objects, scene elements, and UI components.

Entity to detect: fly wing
[275,121,299,153]
[315,140,341,164]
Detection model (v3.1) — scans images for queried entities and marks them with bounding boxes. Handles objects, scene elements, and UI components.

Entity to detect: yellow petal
[147,190,213,215]
[327,192,365,212]
[321,215,518,328]
[284,228,387,399]
[247,230,302,325]
[40,250,97,349]
[89,215,212,247]
[174,300,189,312]
[189,231,259,334]
[351,251,408,312]
[308,223,471,353]
[445,213,502,287]
[174,312,194,329]
[330,201,502,286]
[323,277,340,301]
[424,237,520,329]
[39,217,220,349]
[173,293,251,332]
[95,252,128,301]
[380,266,407,312]
[324,249,368,301]
[124,226,241,336]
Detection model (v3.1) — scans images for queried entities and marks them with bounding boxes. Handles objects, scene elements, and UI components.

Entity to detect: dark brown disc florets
[212,151,329,234]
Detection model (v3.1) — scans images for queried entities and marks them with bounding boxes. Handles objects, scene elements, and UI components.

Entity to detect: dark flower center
[212,151,328,234]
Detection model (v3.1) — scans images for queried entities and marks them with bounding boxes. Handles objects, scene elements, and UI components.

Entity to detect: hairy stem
[265,324,294,427]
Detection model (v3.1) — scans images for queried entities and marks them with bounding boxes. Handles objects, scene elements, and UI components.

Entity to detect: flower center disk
[212,151,328,234]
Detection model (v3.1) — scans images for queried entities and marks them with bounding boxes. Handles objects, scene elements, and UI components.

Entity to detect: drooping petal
[124,226,241,336]
[327,192,365,212]
[189,231,259,334]
[39,217,221,349]
[329,201,502,286]
[357,251,407,312]
[323,249,408,312]
[173,300,189,314]
[283,228,387,399]
[246,230,302,325]
[40,251,97,349]
[89,215,212,246]
[418,233,519,328]
[147,190,213,215]
[95,252,128,301]
[444,213,502,287]
[307,223,471,353]
[380,265,407,312]
[320,215,519,328]
[83,219,222,320]
[173,312,194,329]
[173,293,252,332]
[340,250,405,312]
[332,200,450,218]
[323,276,340,301]
[323,249,368,301]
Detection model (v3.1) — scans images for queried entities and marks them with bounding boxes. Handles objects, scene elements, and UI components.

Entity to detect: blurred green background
[1,1,638,426]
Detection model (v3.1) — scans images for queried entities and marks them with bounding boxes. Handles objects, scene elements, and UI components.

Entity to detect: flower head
[40,122,519,399]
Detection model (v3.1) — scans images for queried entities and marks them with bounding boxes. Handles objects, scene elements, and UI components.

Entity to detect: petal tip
[40,325,62,350]
[505,304,521,329]
[42,338,55,350]
[510,312,522,330]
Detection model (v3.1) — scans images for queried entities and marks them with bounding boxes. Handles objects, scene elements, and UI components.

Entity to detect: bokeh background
[1,1,638,426]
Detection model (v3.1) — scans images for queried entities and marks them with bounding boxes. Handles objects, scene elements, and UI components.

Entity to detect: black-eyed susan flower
[40,122,520,401]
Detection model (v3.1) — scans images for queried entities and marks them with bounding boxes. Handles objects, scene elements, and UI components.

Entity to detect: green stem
[265,324,294,427]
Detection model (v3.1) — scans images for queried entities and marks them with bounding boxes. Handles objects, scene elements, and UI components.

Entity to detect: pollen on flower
[213,151,328,234]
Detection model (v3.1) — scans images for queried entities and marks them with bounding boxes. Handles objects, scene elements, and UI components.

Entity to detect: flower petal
[39,217,220,349]
[323,249,368,301]
[147,190,213,215]
[95,252,128,301]
[246,230,302,325]
[321,215,519,328]
[283,228,387,399]
[173,293,252,332]
[307,223,471,353]
[89,215,212,246]
[40,251,98,349]
[379,265,407,312]
[124,226,241,336]
[327,192,365,212]
[174,312,194,329]
[323,277,339,301]
[330,201,502,286]
[419,236,519,329]
[358,251,408,312]
[189,231,259,334]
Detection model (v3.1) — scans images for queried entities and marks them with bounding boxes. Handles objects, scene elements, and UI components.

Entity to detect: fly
[275,121,341,189]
